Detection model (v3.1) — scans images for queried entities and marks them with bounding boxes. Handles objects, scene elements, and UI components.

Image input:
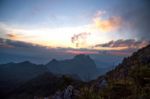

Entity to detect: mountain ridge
[46,54,98,80]
[89,44,150,99]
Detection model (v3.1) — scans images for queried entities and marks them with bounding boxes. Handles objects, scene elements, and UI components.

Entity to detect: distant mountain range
[0,54,99,98]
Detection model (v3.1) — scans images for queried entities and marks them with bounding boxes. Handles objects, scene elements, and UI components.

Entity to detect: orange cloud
[6,33,29,42]
[93,16,122,32]
[7,34,21,39]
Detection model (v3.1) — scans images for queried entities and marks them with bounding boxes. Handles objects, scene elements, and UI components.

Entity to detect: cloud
[0,22,94,48]
[0,38,99,64]
[0,23,27,41]
[0,38,38,49]
[0,38,14,48]
[95,39,149,49]
[7,34,16,38]
[0,38,73,63]
[94,39,149,56]
[71,32,90,47]
[114,0,150,40]
[6,34,24,40]
[1,37,149,64]
[93,11,122,32]
[94,10,106,17]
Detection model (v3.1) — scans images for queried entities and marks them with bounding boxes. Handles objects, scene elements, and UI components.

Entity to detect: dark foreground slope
[0,61,48,97]
[90,44,150,99]
[5,72,84,99]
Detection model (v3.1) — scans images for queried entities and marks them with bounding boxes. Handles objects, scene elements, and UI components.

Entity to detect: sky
[0,0,150,64]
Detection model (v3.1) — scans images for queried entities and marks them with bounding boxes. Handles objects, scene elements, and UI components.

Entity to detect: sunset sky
[0,0,150,63]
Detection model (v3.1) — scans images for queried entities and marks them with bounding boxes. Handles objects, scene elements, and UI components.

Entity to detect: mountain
[0,54,98,97]
[0,61,48,96]
[106,44,150,80]
[0,54,98,98]
[1,44,150,99]
[46,54,98,80]
[89,44,150,99]
[5,72,84,99]
[1,45,150,99]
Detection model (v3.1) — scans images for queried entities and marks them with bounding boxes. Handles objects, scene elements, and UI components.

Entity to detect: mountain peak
[73,54,91,60]
[47,58,58,65]
[51,59,58,62]
[46,54,97,80]
[19,61,32,65]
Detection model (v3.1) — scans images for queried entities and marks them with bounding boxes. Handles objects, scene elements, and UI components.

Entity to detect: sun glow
[1,22,125,49]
